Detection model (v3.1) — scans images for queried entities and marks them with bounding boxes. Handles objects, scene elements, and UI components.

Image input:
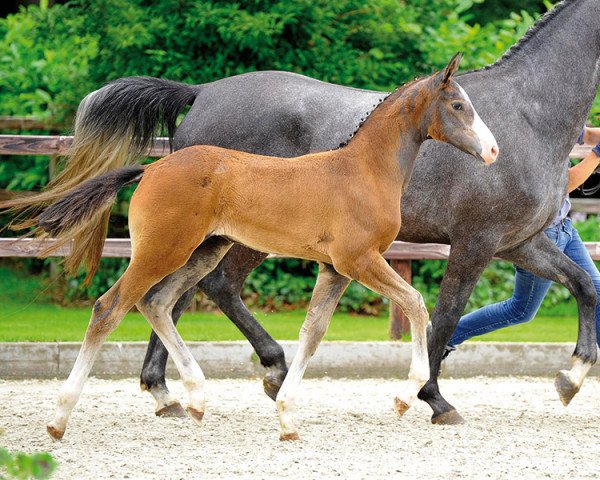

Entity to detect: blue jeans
[449,217,600,348]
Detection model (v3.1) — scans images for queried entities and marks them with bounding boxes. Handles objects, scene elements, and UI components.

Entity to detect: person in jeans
[447,127,600,353]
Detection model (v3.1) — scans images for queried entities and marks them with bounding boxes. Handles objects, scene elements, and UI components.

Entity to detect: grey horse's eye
[452,102,463,111]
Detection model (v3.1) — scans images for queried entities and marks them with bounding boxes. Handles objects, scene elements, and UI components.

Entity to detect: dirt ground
[1,376,599,479]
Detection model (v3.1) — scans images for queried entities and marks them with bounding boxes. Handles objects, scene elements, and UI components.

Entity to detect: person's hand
[579,126,600,145]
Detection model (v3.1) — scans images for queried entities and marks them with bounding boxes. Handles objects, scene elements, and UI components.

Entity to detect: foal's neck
[344,80,429,189]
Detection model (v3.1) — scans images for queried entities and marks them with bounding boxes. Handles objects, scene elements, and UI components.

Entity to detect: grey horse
[58,0,599,423]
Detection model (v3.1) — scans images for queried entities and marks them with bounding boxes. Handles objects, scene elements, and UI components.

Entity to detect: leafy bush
[243,259,384,314]
[0,447,56,480]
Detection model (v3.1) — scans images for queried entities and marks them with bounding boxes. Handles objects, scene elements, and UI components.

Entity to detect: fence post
[389,259,412,340]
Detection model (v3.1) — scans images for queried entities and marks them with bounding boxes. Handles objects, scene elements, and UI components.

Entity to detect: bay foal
[21,54,498,441]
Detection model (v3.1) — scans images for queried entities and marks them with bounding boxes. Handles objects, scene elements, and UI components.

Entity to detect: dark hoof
[280,431,300,441]
[555,371,580,406]
[47,424,64,441]
[431,409,465,425]
[156,402,187,418]
[394,397,411,417]
[186,406,205,425]
[263,377,283,402]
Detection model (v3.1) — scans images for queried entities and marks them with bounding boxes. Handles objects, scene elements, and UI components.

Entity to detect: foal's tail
[34,166,145,284]
[1,76,197,275]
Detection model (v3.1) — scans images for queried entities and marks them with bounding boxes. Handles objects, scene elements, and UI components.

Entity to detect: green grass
[0,267,581,342]
[0,267,391,342]
[0,302,394,342]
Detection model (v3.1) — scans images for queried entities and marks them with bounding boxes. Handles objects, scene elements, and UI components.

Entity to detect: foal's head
[416,53,499,164]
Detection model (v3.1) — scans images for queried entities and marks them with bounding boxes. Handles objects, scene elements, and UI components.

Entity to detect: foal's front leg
[276,263,350,440]
[344,252,430,415]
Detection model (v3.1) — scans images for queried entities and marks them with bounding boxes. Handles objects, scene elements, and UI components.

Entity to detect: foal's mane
[467,0,576,74]
[335,76,426,150]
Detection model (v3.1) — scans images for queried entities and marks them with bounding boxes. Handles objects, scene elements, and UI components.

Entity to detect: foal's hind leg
[137,237,234,420]
[276,263,350,440]
[140,286,197,417]
[46,254,193,440]
[47,278,136,440]
[339,252,430,415]
[140,245,286,417]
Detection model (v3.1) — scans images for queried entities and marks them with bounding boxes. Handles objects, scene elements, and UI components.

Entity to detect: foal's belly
[214,223,334,264]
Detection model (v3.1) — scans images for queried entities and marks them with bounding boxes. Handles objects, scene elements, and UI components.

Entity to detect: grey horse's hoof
[156,402,187,418]
[431,409,465,425]
[555,371,580,406]
[263,376,283,401]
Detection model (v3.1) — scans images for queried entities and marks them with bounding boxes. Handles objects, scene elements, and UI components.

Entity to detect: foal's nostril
[489,145,499,162]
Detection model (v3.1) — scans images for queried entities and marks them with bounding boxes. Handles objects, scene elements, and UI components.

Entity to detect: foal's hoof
[431,409,465,425]
[156,401,187,418]
[263,377,283,402]
[555,370,580,406]
[186,406,205,426]
[280,431,300,441]
[394,397,411,417]
[46,424,64,441]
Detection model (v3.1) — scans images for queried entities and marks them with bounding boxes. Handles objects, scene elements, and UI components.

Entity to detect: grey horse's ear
[438,52,463,86]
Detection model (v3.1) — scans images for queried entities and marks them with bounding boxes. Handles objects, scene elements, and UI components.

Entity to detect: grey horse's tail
[0,76,197,275]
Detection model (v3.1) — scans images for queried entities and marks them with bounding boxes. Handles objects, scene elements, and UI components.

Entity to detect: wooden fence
[1,131,600,339]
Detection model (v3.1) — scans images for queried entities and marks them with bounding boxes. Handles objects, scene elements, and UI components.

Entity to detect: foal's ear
[437,52,463,86]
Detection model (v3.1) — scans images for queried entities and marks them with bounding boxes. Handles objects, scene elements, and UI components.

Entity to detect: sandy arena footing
[1,376,599,479]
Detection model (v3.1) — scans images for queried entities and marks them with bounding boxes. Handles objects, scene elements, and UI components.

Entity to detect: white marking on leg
[48,342,101,437]
[567,356,593,388]
[137,238,234,421]
[395,294,430,412]
[148,385,181,413]
[276,265,349,440]
[353,256,430,416]
[276,349,310,439]
[140,309,207,420]
[48,288,129,439]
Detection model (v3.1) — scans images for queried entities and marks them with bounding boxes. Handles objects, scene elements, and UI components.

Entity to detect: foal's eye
[452,102,463,111]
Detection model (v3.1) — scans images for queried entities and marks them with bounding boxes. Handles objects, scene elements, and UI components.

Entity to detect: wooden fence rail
[1,134,600,338]
[0,135,170,157]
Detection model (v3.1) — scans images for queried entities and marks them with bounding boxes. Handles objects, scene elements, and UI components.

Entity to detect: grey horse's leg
[498,232,598,405]
[197,247,289,399]
[417,236,498,425]
[140,244,289,415]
